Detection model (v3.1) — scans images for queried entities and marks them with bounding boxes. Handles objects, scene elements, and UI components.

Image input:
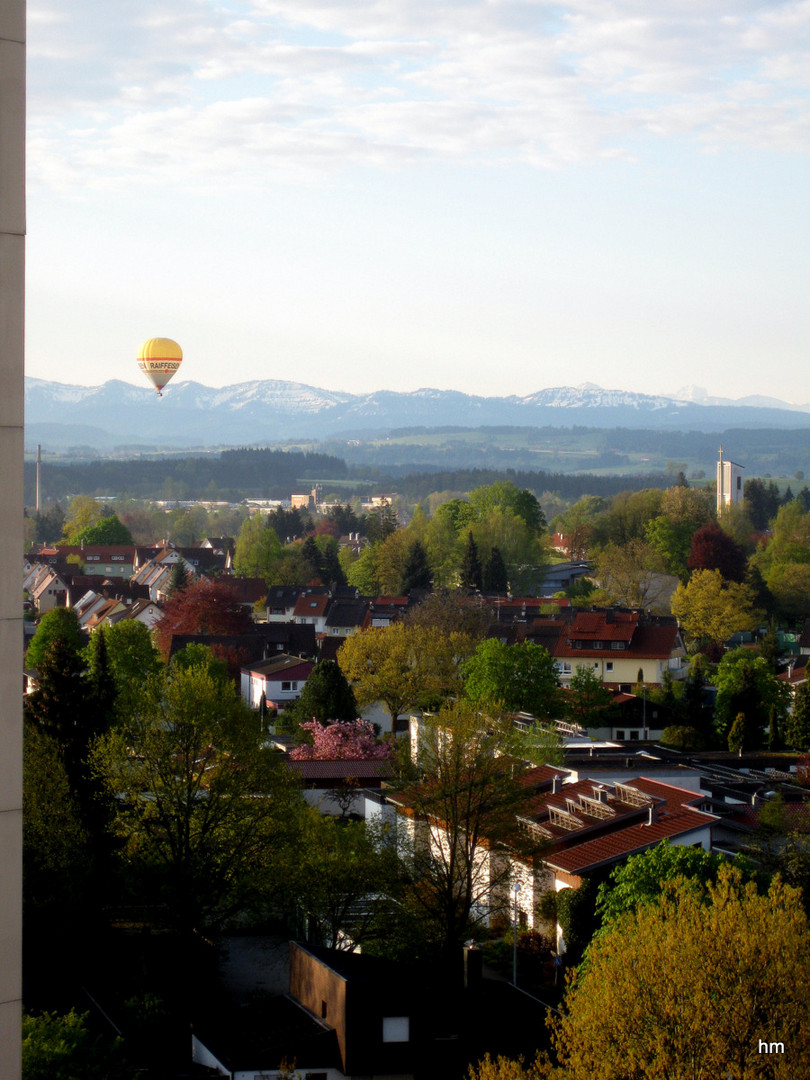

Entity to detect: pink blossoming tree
[290,719,394,761]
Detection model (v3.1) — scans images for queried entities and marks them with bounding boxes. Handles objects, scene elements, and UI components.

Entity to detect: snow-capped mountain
[23,376,810,450]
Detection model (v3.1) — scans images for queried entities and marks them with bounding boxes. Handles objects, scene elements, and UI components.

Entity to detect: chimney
[552,775,561,794]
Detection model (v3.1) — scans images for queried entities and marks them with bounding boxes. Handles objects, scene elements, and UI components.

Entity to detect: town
[18,453,810,1078]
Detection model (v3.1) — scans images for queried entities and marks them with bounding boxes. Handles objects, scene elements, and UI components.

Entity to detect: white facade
[717,448,744,515]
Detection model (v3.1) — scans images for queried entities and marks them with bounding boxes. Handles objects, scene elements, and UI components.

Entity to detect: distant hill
[23,376,810,451]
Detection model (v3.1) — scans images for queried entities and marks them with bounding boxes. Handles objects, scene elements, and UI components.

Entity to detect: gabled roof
[325,600,369,628]
[241,653,313,679]
[293,593,330,618]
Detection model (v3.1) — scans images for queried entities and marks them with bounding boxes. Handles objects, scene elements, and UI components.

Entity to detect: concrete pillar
[0,3,25,1079]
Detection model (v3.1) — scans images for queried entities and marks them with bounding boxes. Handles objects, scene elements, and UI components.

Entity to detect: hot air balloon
[137,337,183,396]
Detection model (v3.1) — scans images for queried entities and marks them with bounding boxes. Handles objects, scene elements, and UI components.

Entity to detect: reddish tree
[289,719,394,761]
[153,578,255,660]
[687,522,747,582]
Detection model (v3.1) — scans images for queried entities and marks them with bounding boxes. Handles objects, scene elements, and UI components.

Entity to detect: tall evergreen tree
[785,683,810,751]
[168,559,190,595]
[288,660,358,727]
[401,540,432,593]
[301,536,325,582]
[482,546,508,593]
[84,629,117,735]
[320,539,347,588]
[460,531,483,592]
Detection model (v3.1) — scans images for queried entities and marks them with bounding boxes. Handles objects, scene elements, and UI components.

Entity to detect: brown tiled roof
[293,594,330,618]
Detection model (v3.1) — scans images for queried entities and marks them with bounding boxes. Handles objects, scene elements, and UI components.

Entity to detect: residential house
[130,548,197,602]
[293,592,332,634]
[552,608,687,690]
[324,599,369,639]
[240,653,314,710]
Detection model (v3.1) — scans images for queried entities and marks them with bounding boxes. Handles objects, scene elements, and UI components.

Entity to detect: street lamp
[512,882,521,986]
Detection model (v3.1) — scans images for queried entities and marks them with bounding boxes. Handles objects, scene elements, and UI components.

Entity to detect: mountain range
[24,377,810,451]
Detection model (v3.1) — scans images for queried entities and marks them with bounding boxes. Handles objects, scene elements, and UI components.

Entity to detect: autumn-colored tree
[153,577,255,660]
[547,867,810,1079]
[338,623,476,726]
[289,719,394,761]
[687,521,747,582]
[671,568,762,648]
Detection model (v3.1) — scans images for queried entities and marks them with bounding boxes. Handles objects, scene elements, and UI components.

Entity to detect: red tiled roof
[293,594,330,618]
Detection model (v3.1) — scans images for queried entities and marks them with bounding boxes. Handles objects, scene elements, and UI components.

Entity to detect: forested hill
[25,444,672,506]
[25,447,348,504]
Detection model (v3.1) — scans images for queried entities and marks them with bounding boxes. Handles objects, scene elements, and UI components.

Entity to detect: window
[383,1016,410,1043]
[605,662,613,672]
[616,730,625,740]
[611,641,626,650]
[592,640,603,650]
[281,681,291,691]
[629,730,639,740]
[321,1000,328,1019]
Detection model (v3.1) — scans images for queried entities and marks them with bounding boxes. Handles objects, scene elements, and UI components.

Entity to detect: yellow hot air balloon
[137,337,183,396]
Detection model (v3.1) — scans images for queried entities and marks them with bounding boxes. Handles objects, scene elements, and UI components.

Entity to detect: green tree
[594,841,737,933]
[23,723,92,919]
[60,495,105,543]
[460,530,483,592]
[463,639,560,722]
[25,606,84,671]
[102,621,163,717]
[167,558,190,595]
[714,648,790,748]
[593,539,669,611]
[22,1009,133,1080]
[784,683,810,751]
[286,659,358,727]
[564,666,614,730]
[72,514,134,546]
[234,513,284,581]
[291,812,399,951]
[482,545,508,592]
[400,539,433,593]
[92,664,302,936]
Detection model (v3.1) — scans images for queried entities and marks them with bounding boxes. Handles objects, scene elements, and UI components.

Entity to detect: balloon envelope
[137,338,183,395]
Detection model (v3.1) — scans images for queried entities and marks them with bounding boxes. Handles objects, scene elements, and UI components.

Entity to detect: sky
[24,0,810,402]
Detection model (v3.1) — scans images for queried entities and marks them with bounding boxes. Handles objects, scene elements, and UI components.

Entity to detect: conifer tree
[460,531,483,592]
[401,539,432,593]
[482,545,508,593]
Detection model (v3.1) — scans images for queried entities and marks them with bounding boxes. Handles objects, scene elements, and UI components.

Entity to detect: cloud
[26,0,810,191]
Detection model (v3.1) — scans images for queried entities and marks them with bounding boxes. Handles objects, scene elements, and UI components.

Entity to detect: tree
[25,606,84,671]
[72,514,134,546]
[463,639,560,722]
[60,495,106,543]
[234,513,283,581]
[400,539,433,593]
[551,495,607,560]
[593,539,668,611]
[22,1009,133,1080]
[460,530,483,592]
[564,666,614,730]
[544,868,810,1079]
[102,620,163,717]
[153,577,255,660]
[645,485,714,580]
[713,648,790,749]
[25,636,93,800]
[289,719,394,761]
[92,664,302,935]
[23,723,92,918]
[671,569,762,647]
[765,561,810,622]
[167,558,190,595]
[594,841,737,933]
[396,703,548,961]
[404,590,492,640]
[291,812,399,951]
[338,623,475,726]
[482,545,508,593]
[785,683,810,752]
[285,659,357,726]
[687,521,747,582]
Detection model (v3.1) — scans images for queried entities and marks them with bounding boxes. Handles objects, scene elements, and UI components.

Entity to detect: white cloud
[26,0,810,192]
